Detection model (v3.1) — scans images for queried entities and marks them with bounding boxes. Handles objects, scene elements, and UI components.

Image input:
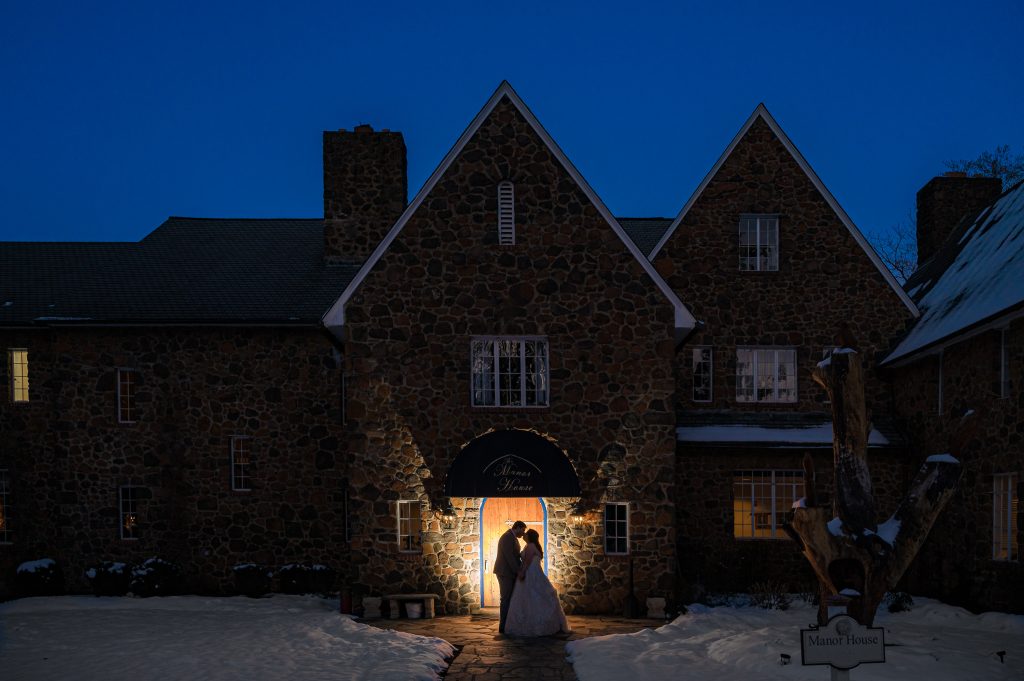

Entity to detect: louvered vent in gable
[497,181,515,245]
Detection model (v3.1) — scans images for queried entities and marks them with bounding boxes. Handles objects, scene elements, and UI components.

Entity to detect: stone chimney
[323,124,407,262]
[916,172,1001,265]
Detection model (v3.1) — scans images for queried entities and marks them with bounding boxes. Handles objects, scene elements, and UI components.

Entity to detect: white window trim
[738,214,779,272]
[0,468,11,545]
[117,368,136,424]
[992,473,1018,562]
[470,336,549,408]
[604,502,630,555]
[231,436,251,492]
[397,500,422,553]
[999,328,1010,399]
[498,181,515,245]
[8,348,29,403]
[735,346,798,403]
[692,346,713,403]
[733,469,803,540]
[119,485,140,541]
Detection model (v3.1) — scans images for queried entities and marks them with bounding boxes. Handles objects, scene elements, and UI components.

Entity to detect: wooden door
[481,497,545,607]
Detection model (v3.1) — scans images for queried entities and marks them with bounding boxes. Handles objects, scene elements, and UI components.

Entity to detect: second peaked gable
[651,105,917,318]
[324,82,694,340]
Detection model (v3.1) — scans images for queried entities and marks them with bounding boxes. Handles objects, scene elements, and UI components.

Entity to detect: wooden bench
[384,593,440,619]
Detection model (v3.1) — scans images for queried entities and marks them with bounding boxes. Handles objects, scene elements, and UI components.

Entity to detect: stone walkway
[368,608,661,680]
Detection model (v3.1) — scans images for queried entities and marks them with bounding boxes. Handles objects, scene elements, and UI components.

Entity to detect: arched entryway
[479,497,547,607]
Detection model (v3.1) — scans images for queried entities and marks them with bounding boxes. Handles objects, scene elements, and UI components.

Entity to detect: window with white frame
[119,486,139,540]
[692,347,713,402]
[736,348,797,403]
[117,369,136,423]
[8,349,28,402]
[738,215,779,271]
[604,502,629,555]
[471,337,549,407]
[231,436,251,491]
[0,469,11,544]
[733,470,803,539]
[993,473,1018,561]
[999,329,1010,399]
[397,500,422,553]
[498,181,515,245]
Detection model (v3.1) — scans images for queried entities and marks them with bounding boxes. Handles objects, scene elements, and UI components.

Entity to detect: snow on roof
[885,180,1024,365]
[676,423,890,447]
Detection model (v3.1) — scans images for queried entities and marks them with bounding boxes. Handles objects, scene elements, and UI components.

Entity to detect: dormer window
[498,181,515,245]
[739,215,778,271]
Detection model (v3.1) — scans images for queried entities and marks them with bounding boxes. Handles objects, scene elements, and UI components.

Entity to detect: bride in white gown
[505,529,571,637]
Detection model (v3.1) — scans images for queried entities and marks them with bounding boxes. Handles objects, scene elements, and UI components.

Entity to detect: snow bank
[16,558,55,573]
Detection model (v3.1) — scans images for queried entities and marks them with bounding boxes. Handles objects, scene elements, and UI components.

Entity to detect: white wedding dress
[505,546,571,637]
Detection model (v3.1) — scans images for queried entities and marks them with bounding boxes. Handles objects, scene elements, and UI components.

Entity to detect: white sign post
[801,614,885,680]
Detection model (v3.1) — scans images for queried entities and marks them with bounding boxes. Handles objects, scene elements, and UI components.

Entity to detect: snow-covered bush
[277,563,336,595]
[885,591,914,613]
[16,558,64,596]
[84,561,130,596]
[232,563,272,598]
[129,557,180,597]
[308,564,336,594]
[749,581,791,610]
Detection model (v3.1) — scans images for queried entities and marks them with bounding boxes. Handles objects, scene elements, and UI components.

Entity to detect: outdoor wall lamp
[569,500,589,525]
[434,498,455,528]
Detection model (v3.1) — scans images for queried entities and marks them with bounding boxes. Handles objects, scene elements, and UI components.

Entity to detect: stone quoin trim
[323,81,696,341]
[649,103,919,317]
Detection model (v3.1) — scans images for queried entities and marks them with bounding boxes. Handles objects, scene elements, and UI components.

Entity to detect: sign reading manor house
[801,614,885,670]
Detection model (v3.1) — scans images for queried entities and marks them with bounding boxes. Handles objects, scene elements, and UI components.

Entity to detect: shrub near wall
[15,559,64,596]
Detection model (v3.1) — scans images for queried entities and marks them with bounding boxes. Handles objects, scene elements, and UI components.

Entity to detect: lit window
[498,181,515,245]
[993,473,1018,562]
[8,349,28,402]
[733,470,802,539]
[738,215,779,271]
[736,348,797,403]
[471,337,549,407]
[0,469,11,544]
[692,347,713,402]
[231,437,251,492]
[604,502,629,555]
[120,486,139,540]
[397,500,422,553]
[117,369,136,423]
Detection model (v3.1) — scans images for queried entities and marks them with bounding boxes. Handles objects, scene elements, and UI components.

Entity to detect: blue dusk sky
[0,1,1020,244]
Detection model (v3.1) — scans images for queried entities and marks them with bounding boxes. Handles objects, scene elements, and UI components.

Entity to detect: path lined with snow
[0,594,453,681]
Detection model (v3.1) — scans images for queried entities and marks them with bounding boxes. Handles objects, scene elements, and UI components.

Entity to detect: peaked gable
[650,104,918,317]
[323,82,695,338]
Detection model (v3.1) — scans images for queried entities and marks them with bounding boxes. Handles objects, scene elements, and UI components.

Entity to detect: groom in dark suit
[493,520,526,633]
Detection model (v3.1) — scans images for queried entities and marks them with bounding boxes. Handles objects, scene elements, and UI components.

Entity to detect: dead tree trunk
[786,343,972,626]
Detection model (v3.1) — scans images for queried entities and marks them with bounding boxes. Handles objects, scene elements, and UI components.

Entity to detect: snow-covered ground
[0,594,453,681]
[567,597,1023,681]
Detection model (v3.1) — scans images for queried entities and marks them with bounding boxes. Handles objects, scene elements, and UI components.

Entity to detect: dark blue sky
[1,1,1020,243]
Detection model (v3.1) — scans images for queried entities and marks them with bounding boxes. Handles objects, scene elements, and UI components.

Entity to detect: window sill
[470,406,551,414]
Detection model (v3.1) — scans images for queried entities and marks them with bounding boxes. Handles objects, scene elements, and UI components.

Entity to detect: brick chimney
[323,124,407,262]
[916,172,1001,265]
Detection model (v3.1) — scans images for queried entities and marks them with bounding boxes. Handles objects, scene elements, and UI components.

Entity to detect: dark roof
[884,179,1024,364]
[0,218,360,326]
[676,410,905,449]
[616,218,673,258]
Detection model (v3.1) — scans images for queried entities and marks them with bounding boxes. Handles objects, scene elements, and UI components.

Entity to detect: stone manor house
[1,82,1020,614]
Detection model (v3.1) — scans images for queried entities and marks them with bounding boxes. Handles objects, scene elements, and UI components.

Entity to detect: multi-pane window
[8,349,28,402]
[119,486,139,540]
[692,347,713,402]
[733,470,803,539]
[117,369,136,423]
[471,338,549,407]
[999,329,1010,399]
[397,500,422,553]
[604,502,629,555]
[736,348,797,403]
[993,473,1018,561]
[0,469,11,544]
[231,437,251,491]
[498,181,515,245]
[738,215,779,271]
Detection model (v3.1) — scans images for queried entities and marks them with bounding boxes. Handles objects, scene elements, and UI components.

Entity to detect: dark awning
[444,429,581,498]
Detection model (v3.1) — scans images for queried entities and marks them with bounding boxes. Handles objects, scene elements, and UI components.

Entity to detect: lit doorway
[479,497,547,607]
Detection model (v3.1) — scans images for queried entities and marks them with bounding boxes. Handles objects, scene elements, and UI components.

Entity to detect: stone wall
[655,117,912,415]
[0,327,347,598]
[891,319,1024,613]
[342,96,678,615]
